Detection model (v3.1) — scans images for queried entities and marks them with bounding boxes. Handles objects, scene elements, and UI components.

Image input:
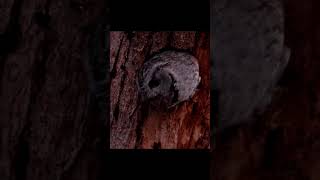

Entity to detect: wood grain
[0,0,107,179]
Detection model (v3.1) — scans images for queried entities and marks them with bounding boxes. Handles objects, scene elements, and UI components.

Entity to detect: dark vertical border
[210,0,216,151]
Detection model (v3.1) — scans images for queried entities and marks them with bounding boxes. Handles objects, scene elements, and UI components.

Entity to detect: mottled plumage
[138,51,201,108]
[212,0,290,129]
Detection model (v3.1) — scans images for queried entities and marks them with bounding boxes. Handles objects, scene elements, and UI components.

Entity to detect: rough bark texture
[212,0,320,179]
[110,31,210,149]
[0,0,108,179]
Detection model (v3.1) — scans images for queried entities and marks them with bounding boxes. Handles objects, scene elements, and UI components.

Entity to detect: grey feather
[212,0,290,129]
[138,51,201,108]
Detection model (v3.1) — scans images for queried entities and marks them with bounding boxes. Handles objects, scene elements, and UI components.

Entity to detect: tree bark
[110,31,210,149]
[0,0,108,179]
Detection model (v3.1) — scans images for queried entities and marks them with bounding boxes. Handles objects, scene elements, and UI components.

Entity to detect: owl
[212,0,290,129]
[137,50,201,109]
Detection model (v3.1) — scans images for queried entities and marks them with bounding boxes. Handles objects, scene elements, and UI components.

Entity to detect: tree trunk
[0,0,108,179]
[110,31,210,149]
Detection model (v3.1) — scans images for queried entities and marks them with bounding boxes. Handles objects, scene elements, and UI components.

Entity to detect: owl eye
[148,78,160,89]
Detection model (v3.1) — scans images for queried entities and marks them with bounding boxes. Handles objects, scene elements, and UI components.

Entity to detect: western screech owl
[212,0,290,129]
[138,51,201,109]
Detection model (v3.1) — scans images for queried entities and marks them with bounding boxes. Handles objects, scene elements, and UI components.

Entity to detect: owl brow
[149,62,169,80]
